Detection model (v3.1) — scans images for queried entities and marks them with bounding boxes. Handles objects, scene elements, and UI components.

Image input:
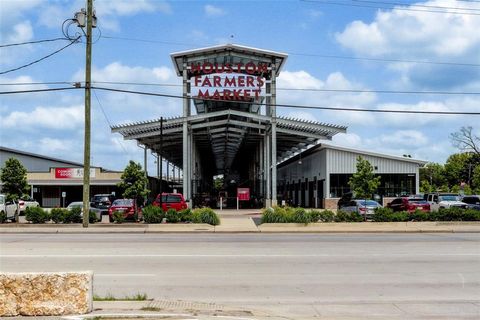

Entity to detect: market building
[112,44,427,209]
[0,146,122,207]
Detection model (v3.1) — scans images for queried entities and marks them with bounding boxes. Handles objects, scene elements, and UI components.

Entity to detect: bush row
[261,207,360,224]
[261,206,480,224]
[24,207,99,224]
[142,206,220,225]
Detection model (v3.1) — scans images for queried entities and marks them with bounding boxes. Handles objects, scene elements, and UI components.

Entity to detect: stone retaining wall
[0,271,93,316]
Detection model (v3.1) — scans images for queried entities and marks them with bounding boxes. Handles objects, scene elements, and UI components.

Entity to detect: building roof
[0,146,84,167]
[171,43,288,77]
[278,142,428,167]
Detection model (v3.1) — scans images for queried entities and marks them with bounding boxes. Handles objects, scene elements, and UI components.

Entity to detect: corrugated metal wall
[327,149,420,174]
[278,149,327,182]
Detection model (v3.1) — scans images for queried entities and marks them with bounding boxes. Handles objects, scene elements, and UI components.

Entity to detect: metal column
[182,60,190,207]
[271,65,277,206]
[265,132,271,207]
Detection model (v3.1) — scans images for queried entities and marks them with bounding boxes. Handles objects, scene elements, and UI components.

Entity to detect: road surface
[1,233,479,319]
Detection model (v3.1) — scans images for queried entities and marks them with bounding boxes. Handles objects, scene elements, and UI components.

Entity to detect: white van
[425,193,468,212]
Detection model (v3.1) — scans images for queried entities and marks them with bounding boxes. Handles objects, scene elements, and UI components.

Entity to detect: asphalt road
[1,233,480,319]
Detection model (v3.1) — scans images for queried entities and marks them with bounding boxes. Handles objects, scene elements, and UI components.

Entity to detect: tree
[420,163,447,191]
[117,161,149,210]
[444,153,475,188]
[0,158,30,202]
[450,126,480,156]
[348,156,381,200]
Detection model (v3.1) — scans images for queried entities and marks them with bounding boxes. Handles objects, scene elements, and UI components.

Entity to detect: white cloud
[2,105,84,130]
[8,21,33,43]
[335,1,480,89]
[204,4,226,17]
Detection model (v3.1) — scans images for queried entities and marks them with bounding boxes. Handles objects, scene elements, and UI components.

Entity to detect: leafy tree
[444,153,475,189]
[472,166,480,193]
[348,156,381,200]
[117,161,149,206]
[0,158,30,202]
[419,163,447,191]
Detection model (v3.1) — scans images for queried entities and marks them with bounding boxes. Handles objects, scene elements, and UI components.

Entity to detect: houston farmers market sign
[190,61,269,101]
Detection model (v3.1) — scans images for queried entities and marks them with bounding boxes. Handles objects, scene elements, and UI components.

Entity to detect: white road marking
[1,253,480,258]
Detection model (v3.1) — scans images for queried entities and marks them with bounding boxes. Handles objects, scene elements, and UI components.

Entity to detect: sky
[1,0,480,174]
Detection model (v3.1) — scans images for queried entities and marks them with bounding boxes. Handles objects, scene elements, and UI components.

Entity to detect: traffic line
[2,253,480,258]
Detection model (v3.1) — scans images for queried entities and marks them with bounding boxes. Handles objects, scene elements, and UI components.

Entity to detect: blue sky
[1,0,480,174]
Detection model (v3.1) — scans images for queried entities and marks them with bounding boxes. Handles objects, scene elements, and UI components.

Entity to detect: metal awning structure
[112,43,348,207]
[111,110,347,172]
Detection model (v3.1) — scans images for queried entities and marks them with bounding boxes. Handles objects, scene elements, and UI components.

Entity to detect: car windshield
[93,196,110,201]
[67,202,82,208]
[160,195,183,203]
[408,198,427,203]
[358,200,379,206]
[113,199,133,206]
[439,195,460,201]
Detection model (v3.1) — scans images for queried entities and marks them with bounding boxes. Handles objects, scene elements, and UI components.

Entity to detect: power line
[92,88,131,157]
[302,0,480,16]
[0,37,71,48]
[353,0,480,12]
[0,81,74,86]
[85,81,480,96]
[100,34,480,68]
[91,86,480,115]
[0,37,81,75]
[0,87,80,95]
[4,80,480,96]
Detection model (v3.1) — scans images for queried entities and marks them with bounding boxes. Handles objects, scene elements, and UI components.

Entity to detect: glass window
[113,199,133,206]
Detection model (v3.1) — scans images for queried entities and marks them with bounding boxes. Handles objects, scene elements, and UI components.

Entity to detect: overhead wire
[301,0,480,16]
[352,0,480,12]
[0,37,72,48]
[89,86,480,115]
[0,36,81,75]
[92,88,131,157]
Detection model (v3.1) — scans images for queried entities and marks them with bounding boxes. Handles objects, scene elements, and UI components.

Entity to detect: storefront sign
[190,61,269,101]
[55,168,96,179]
[237,188,250,201]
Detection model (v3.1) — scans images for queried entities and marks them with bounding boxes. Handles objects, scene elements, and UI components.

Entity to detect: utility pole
[82,0,93,228]
[159,117,163,208]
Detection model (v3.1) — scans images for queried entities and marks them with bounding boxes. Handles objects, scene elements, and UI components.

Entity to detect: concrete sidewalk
[1,209,480,233]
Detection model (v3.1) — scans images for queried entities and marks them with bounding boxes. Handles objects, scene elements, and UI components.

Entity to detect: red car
[108,199,141,222]
[388,197,430,213]
[152,193,187,211]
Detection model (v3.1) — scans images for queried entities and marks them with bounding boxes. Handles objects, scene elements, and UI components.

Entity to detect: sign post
[237,188,250,210]
[62,191,66,208]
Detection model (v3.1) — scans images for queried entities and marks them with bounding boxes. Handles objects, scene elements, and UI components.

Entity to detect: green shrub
[291,208,311,224]
[261,207,289,223]
[0,211,7,223]
[390,211,409,222]
[25,207,49,224]
[112,210,125,224]
[372,207,394,222]
[335,210,363,222]
[63,207,82,223]
[166,208,180,223]
[461,209,480,221]
[50,208,67,224]
[142,205,164,224]
[192,207,220,225]
[318,210,335,222]
[432,208,480,221]
[89,211,98,223]
[410,210,430,221]
[309,210,321,222]
[178,208,192,222]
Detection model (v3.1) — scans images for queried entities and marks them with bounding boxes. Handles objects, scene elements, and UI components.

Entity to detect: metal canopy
[171,44,288,77]
[111,110,347,174]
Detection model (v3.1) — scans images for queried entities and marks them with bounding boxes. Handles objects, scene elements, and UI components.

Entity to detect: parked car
[18,196,39,214]
[91,194,115,211]
[339,199,383,219]
[424,193,468,211]
[108,199,141,222]
[0,194,18,221]
[387,196,430,213]
[66,201,102,221]
[461,195,480,211]
[152,193,187,211]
